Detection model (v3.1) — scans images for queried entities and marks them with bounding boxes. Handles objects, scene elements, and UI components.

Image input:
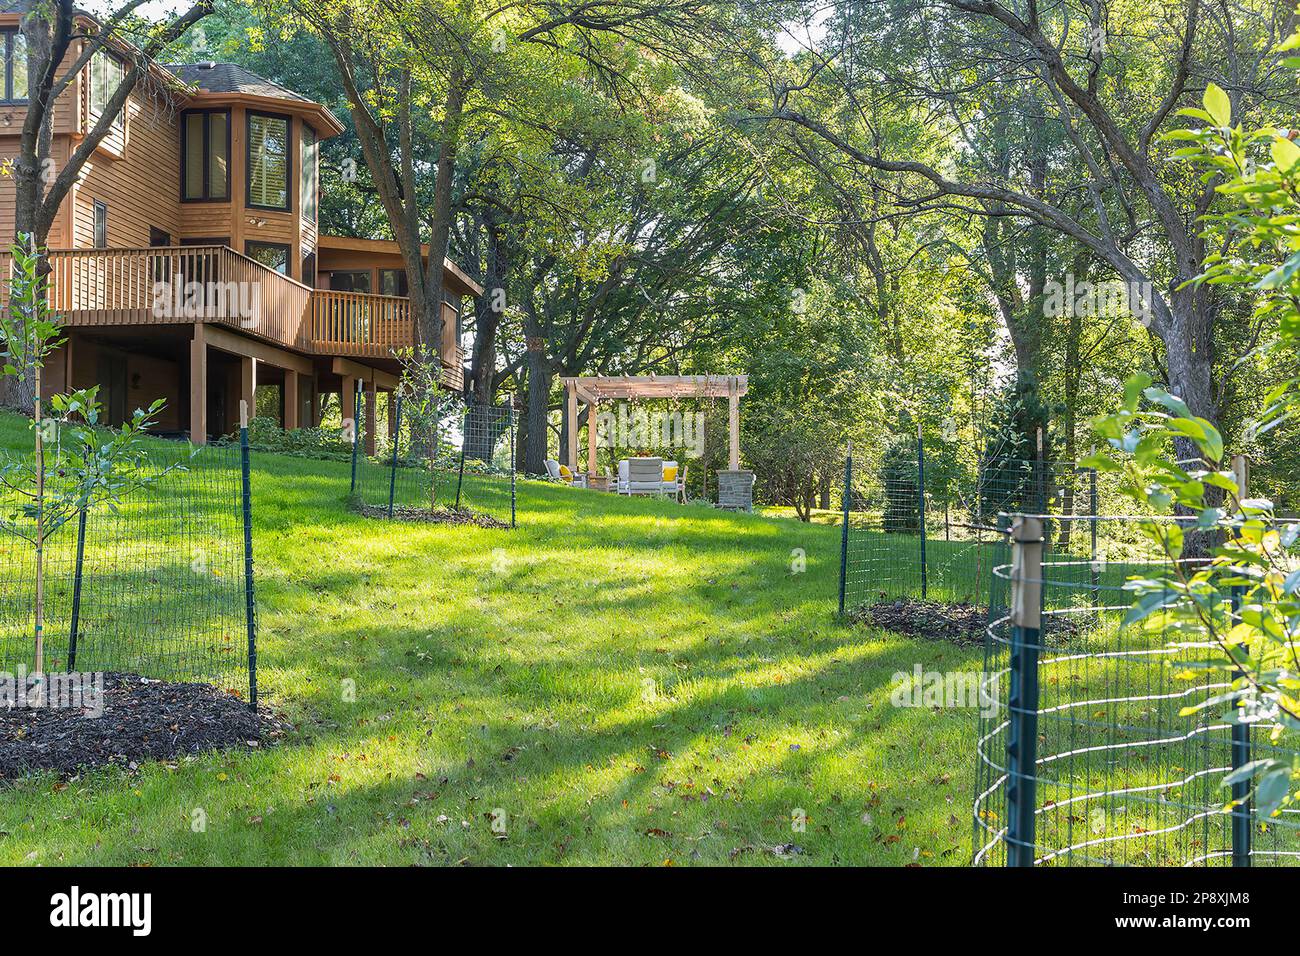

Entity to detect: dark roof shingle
[163,62,314,104]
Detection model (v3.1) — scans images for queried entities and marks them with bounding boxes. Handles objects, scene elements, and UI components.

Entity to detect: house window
[245,241,290,274]
[302,252,317,288]
[330,271,370,293]
[149,226,171,246]
[300,126,318,222]
[89,48,126,129]
[2,31,26,102]
[247,112,290,211]
[93,201,108,248]
[181,109,229,201]
[379,269,408,297]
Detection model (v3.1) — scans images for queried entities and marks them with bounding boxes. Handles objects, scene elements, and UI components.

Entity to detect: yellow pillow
[663,466,678,482]
[558,464,573,481]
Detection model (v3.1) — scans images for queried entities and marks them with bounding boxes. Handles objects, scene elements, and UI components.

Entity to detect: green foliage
[977,376,1052,521]
[244,416,354,461]
[880,437,919,533]
[1088,72,1300,819]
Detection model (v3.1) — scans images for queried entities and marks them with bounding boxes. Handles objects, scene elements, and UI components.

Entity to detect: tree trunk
[522,339,551,476]
[464,217,507,460]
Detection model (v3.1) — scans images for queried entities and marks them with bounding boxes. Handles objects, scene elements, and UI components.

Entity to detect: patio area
[557,374,753,510]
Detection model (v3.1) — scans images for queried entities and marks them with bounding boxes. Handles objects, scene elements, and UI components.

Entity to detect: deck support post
[365,378,378,457]
[284,370,300,430]
[340,375,356,433]
[239,356,256,432]
[189,323,207,445]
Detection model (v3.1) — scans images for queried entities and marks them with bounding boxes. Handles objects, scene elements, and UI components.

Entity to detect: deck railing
[0,247,465,382]
[310,288,415,358]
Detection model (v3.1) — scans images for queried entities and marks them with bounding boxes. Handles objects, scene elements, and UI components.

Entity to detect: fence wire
[350,395,517,528]
[0,440,253,697]
[974,515,1300,867]
[839,441,1144,639]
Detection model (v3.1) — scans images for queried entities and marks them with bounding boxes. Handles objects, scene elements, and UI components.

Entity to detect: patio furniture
[661,461,686,503]
[545,458,587,488]
[619,457,665,496]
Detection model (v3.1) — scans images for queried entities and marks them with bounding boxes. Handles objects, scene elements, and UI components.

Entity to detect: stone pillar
[717,469,754,512]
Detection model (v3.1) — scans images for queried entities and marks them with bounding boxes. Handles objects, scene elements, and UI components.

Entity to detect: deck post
[284,370,300,430]
[189,323,207,445]
[565,380,578,473]
[365,378,378,457]
[239,356,256,431]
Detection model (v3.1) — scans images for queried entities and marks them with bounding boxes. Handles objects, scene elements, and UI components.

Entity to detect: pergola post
[587,399,599,477]
[565,380,578,472]
[728,377,740,470]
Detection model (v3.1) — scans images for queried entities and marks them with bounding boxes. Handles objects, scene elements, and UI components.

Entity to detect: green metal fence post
[838,442,852,616]
[1089,464,1099,597]
[67,505,88,672]
[917,424,928,600]
[509,405,518,529]
[388,396,403,518]
[239,401,258,712]
[1229,584,1252,867]
[349,387,361,497]
[1006,515,1043,867]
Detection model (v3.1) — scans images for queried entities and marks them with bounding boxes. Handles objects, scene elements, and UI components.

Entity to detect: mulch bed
[354,502,509,529]
[848,598,1085,646]
[850,598,990,645]
[0,673,288,783]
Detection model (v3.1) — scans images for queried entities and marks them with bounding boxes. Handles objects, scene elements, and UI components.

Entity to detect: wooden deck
[1,246,464,384]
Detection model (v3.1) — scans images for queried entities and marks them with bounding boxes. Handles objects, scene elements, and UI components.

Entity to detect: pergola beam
[558,374,748,477]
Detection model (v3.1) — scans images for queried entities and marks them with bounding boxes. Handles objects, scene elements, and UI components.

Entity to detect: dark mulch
[0,673,288,783]
[849,598,1085,646]
[850,598,990,645]
[354,502,509,529]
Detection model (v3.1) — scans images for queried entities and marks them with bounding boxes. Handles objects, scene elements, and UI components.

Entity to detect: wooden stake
[34,362,45,675]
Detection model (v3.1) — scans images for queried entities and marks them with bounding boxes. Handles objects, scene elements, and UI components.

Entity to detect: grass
[0,410,989,866]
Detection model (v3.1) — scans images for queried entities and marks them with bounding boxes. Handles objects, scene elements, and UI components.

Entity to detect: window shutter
[248,114,288,209]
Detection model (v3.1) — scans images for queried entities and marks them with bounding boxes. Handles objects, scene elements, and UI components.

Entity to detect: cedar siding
[0,13,480,442]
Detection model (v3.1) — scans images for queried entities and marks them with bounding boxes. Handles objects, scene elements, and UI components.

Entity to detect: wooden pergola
[560,374,749,477]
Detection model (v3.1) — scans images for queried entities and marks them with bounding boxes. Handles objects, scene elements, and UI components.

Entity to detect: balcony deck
[1,246,464,389]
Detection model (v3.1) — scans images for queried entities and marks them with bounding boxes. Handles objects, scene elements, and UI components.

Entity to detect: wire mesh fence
[349,394,517,528]
[0,436,256,702]
[973,514,1300,866]
[837,434,1145,638]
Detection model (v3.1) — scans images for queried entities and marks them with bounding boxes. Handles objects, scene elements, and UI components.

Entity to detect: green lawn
[0,412,983,866]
